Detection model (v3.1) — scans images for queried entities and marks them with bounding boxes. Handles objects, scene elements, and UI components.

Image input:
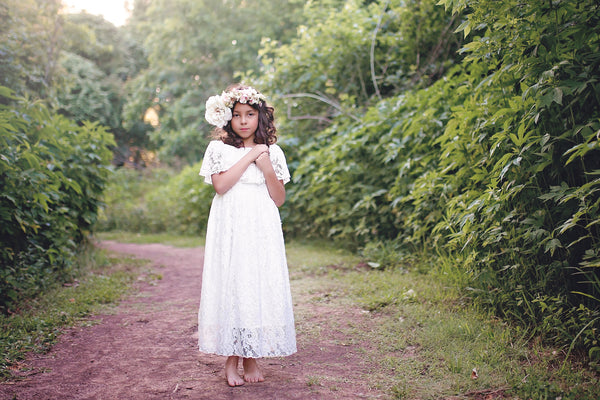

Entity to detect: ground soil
[0,241,387,400]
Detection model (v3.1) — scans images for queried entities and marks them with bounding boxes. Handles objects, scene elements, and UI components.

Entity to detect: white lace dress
[197,140,297,358]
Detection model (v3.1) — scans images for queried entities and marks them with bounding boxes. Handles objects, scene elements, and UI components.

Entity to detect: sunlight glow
[61,0,131,26]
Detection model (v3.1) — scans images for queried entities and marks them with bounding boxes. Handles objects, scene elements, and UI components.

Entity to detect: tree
[121,0,306,165]
[57,11,149,163]
[55,52,120,130]
[62,12,147,80]
[0,0,63,99]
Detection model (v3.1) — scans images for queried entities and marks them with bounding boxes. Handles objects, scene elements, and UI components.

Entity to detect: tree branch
[370,0,390,101]
[281,92,361,122]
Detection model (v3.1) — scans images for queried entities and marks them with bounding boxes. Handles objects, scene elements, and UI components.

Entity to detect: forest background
[1,0,599,383]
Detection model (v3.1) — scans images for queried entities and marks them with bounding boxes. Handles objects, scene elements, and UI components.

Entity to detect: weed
[306,375,321,387]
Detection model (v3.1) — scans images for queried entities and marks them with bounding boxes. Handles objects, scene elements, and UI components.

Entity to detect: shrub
[429,0,600,354]
[97,167,174,232]
[146,162,214,234]
[99,162,214,235]
[0,87,114,312]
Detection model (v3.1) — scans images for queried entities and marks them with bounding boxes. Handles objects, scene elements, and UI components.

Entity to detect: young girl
[198,85,297,387]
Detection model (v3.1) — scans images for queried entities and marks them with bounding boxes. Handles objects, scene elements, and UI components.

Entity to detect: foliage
[255,0,462,140]
[427,0,600,355]
[360,240,407,270]
[56,52,120,130]
[62,12,146,80]
[0,0,63,99]
[145,162,214,234]
[2,0,149,161]
[58,12,149,156]
[0,87,115,312]
[97,167,174,232]
[285,72,459,247]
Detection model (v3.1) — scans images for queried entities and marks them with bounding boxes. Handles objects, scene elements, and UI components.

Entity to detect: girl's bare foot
[242,358,265,383]
[225,356,244,387]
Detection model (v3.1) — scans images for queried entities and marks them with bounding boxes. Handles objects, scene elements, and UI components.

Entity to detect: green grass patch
[0,244,148,380]
[96,231,205,248]
[287,240,599,399]
[285,239,361,274]
[334,263,599,399]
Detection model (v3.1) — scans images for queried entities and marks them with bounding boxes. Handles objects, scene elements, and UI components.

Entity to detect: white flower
[205,95,232,128]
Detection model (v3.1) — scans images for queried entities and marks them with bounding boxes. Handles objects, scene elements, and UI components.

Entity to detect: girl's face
[231,103,259,146]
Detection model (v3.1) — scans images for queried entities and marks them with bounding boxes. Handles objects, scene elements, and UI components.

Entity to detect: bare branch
[281,92,361,122]
[284,101,332,123]
[370,0,390,101]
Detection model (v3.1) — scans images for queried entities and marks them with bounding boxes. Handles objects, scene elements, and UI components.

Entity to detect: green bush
[0,87,115,312]
[428,0,600,355]
[285,72,459,248]
[146,162,214,234]
[99,162,214,235]
[97,167,174,232]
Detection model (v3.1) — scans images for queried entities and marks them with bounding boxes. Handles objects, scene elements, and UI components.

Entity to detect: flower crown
[205,86,266,128]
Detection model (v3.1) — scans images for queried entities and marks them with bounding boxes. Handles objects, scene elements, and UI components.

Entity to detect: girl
[198,85,297,387]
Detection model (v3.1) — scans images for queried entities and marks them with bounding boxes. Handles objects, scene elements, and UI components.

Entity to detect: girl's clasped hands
[251,144,271,171]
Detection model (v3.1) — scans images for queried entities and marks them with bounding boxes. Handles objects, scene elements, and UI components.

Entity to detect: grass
[0,243,151,380]
[97,231,205,248]
[284,239,600,399]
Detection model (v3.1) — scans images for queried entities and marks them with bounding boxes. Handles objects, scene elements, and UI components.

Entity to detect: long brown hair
[214,84,277,148]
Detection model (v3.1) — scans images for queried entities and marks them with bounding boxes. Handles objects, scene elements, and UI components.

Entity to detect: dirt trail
[1,241,386,400]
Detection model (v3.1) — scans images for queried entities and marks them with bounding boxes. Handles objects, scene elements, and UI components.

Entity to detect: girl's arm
[211,145,268,195]
[255,152,286,207]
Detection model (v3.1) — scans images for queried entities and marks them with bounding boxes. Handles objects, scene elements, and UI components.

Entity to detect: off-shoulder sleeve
[199,141,225,184]
[270,144,291,184]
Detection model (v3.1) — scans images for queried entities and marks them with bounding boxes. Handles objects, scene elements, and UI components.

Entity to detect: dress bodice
[199,140,290,185]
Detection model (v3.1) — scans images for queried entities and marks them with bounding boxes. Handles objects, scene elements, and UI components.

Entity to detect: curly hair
[213,84,277,148]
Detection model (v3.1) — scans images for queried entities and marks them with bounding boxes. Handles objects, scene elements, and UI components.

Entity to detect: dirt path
[1,241,387,400]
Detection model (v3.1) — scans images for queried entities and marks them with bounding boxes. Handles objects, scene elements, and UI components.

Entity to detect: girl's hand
[255,149,285,207]
[255,151,273,173]
[250,144,269,161]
